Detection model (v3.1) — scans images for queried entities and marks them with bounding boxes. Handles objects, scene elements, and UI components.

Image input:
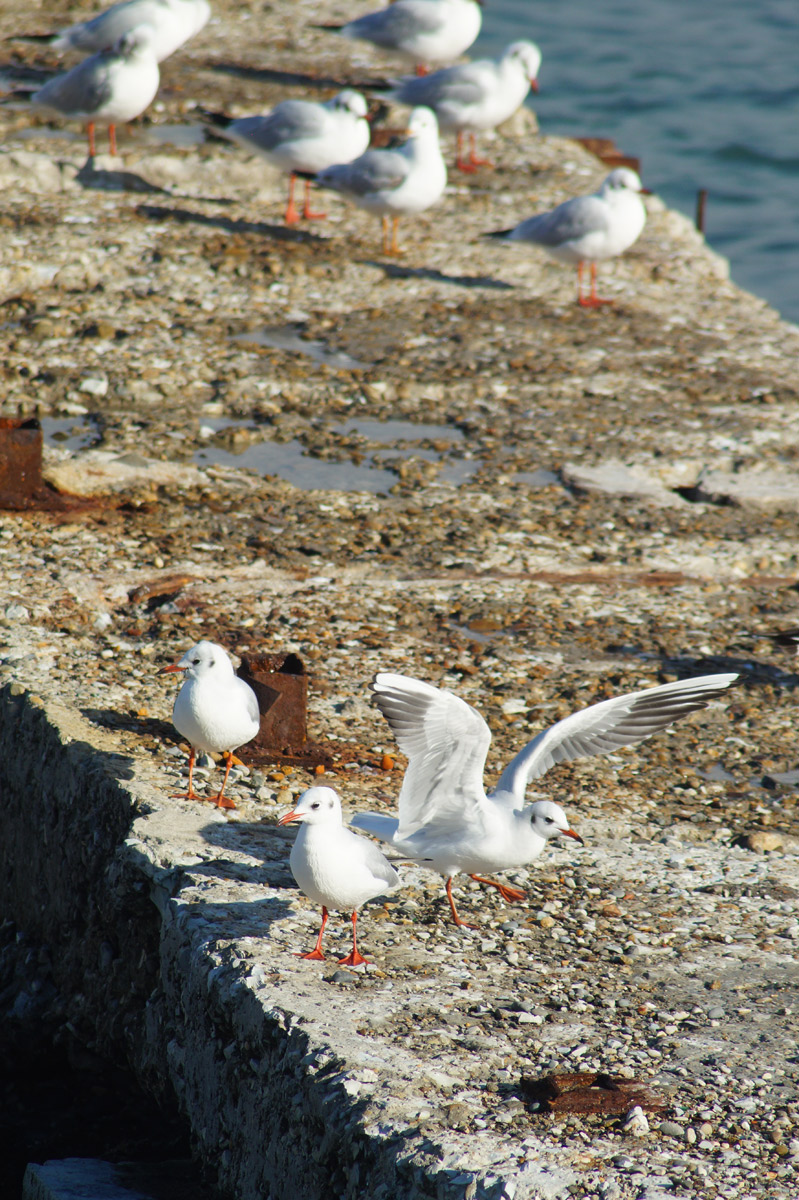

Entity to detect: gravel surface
[1,2,798,1198]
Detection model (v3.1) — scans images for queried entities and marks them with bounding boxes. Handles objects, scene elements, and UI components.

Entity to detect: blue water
[479,0,799,323]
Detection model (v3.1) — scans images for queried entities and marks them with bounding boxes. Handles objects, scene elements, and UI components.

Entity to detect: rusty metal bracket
[0,416,98,514]
[237,652,308,758]
[520,1070,665,1115]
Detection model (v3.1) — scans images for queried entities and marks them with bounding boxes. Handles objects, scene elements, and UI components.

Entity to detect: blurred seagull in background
[315,0,482,74]
[386,40,541,171]
[13,0,210,62]
[488,167,650,307]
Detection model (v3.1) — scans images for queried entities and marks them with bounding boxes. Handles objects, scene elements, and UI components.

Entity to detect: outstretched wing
[494,673,738,804]
[372,672,492,839]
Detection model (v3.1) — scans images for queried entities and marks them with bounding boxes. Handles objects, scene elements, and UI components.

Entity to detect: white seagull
[311,105,446,254]
[386,40,541,172]
[278,786,400,966]
[351,670,738,927]
[214,90,370,227]
[22,0,211,62]
[161,640,260,810]
[488,167,650,307]
[316,0,482,74]
[30,25,160,158]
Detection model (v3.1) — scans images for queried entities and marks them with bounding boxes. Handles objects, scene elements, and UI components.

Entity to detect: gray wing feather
[392,67,488,110]
[228,101,326,152]
[33,56,114,116]
[348,2,446,48]
[511,196,610,247]
[494,673,738,803]
[56,0,165,52]
[318,148,409,196]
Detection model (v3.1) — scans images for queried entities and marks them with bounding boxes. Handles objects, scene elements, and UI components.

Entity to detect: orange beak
[277,810,300,826]
[159,663,185,675]
[562,827,584,844]
[529,78,539,92]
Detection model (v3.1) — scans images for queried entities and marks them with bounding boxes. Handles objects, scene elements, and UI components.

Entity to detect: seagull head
[406,106,440,139]
[160,639,234,680]
[278,786,342,827]
[528,800,583,845]
[331,90,369,119]
[504,41,542,90]
[113,23,158,58]
[601,167,650,196]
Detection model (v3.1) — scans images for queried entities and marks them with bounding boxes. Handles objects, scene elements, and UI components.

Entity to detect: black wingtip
[483,228,513,240]
[6,32,55,44]
[311,23,345,33]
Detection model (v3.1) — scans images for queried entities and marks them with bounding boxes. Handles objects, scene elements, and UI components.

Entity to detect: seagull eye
[311,802,320,810]
[192,658,200,665]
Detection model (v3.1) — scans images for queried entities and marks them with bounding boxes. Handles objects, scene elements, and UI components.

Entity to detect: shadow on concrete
[602,649,799,690]
[367,259,514,290]
[81,706,177,745]
[137,202,326,243]
[201,59,386,94]
[75,159,172,194]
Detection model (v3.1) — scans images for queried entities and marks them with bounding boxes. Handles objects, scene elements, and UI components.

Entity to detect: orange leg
[302,178,326,219]
[87,120,96,158]
[171,747,204,802]
[577,260,614,308]
[469,873,527,903]
[297,906,328,960]
[209,750,237,810]
[284,174,301,226]
[108,123,117,156]
[338,911,369,967]
[415,63,430,76]
[445,876,479,929]
[456,131,493,173]
[389,215,400,256]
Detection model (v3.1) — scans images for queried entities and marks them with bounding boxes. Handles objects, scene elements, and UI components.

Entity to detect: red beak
[529,78,539,92]
[640,187,653,195]
[159,663,185,675]
[563,827,584,844]
[277,810,300,826]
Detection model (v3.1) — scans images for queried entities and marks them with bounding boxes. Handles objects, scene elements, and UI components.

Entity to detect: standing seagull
[278,787,400,966]
[30,25,160,158]
[386,40,541,171]
[311,105,446,254]
[315,0,482,74]
[487,168,649,307]
[211,90,370,227]
[161,640,260,809]
[352,671,738,927]
[15,0,211,62]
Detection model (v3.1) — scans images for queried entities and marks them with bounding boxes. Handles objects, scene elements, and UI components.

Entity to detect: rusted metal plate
[0,416,101,514]
[128,574,198,607]
[520,1071,665,1115]
[238,652,309,757]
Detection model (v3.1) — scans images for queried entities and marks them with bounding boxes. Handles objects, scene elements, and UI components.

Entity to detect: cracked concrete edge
[0,680,525,1200]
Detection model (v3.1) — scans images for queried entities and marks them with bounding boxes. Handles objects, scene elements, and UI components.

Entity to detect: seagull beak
[562,827,584,845]
[159,663,185,675]
[277,809,300,826]
[529,78,539,92]
[640,187,653,195]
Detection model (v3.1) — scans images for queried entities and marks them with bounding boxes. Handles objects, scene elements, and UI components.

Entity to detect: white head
[278,786,342,827]
[331,90,369,119]
[528,800,584,845]
[114,23,158,57]
[163,640,235,681]
[407,106,440,139]
[600,167,645,196]
[502,41,542,86]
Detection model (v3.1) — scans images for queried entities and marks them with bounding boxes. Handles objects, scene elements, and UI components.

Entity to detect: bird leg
[108,123,117,156]
[302,178,327,220]
[208,750,237,810]
[456,131,493,173]
[284,174,301,226]
[389,215,401,256]
[297,907,328,960]
[469,874,527,903]
[171,747,204,802]
[87,121,96,159]
[338,911,370,967]
[414,63,430,76]
[445,876,479,929]
[577,261,613,308]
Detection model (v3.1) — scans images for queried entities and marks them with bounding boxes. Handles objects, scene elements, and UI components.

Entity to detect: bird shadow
[136,202,328,243]
[75,159,172,194]
[81,705,178,744]
[202,59,387,94]
[602,648,799,690]
[366,259,514,290]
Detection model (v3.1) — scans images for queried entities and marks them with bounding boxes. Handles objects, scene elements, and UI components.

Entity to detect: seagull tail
[6,33,57,44]
[483,228,515,240]
[310,22,346,33]
[349,812,399,844]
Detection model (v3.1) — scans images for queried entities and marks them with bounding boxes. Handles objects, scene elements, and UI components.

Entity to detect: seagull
[310,105,446,254]
[209,90,370,227]
[15,0,211,63]
[487,167,650,307]
[351,670,738,927]
[315,0,482,74]
[386,40,541,172]
[30,25,160,158]
[161,640,260,810]
[278,786,400,966]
